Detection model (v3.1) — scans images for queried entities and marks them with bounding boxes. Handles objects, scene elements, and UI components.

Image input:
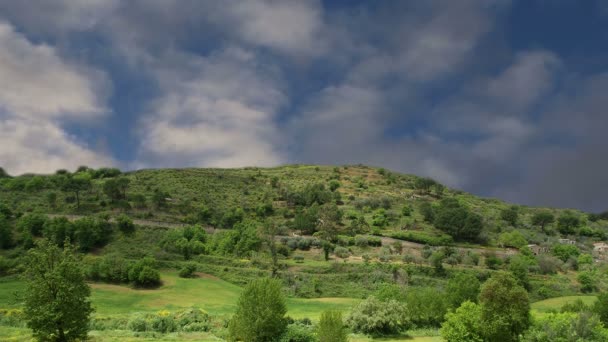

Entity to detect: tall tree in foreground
[479,272,530,342]
[228,278,287,341]
[22,239,93,342]
[318,310,349,342]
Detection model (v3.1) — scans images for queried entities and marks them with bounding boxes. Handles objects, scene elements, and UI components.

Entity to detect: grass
[531,295,597,313]
[0,271,357,320]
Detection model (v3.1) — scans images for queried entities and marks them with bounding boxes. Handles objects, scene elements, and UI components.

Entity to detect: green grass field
[531,295,597,313]
[0,271,357,319]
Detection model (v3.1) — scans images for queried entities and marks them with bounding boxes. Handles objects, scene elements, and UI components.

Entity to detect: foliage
[179,263,198,278]
[128,257,161,287]
[116,214,135,236]
[577,270,598,293]
[531,211,555,232]
[593,292,608,326]
[557,212,581,235]
[280,322,317,342]
[0,214,12,249]
[16,213,47,237]
[498,230,527,248]
[551,244,580,263]
[22,239,93,342]
[229,278,287,342]
[522,311,608,342]
[405,287,447,327]
[445,273,480,309]
[479,272,531,342]
[317,310,348,342]
[440,301,483,342]
[501,206,519,226]
[433,198,483,242]
[346,296,408,335]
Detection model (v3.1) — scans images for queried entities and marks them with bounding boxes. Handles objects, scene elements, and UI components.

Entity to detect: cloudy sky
[0,0,607,211]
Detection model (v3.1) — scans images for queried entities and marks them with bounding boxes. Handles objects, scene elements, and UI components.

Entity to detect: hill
[1,164,608,341]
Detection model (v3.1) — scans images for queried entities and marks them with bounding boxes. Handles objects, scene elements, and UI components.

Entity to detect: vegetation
[0,164,607,341]
[22,240,93,341]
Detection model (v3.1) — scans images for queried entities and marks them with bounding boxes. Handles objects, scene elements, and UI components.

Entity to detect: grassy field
[0,271,357,320]
[531,295,597,313]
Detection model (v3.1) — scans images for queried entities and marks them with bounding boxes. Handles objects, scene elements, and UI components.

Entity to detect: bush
[116,214,135,236]
[318,310,348,342]
[175,308,210,332]
[346,296,408,335]
[151,311,177,333]
[334,247,350,259]
[179,263,197,278]
[127,315,148,332]
[279,323,316,342]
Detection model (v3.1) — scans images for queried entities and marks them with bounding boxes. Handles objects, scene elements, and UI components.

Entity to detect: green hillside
[1,165,608,341]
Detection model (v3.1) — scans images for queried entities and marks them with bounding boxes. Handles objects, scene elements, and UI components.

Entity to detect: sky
[0,0,607,212]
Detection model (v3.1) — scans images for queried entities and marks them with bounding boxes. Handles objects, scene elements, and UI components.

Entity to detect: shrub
[334,247,350,259]
[318,310,348,342]
[279,323,316,342]
[229,278,287,341]
[551,244,580,262]
[151,311,177,333]
[116,214,135,236]
[175,308,210,332]
[440,301,483,342]
[293,255,304,263]
[179,263,197,278]
[127,315,148,332]
[346,296,408,335]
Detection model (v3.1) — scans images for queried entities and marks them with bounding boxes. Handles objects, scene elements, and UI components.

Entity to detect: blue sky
[1,0,607,211]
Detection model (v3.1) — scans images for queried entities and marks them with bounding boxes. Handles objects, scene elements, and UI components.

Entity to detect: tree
[46,192,58,209]
[440,301,483,342]
[415,177,437,194]
[479,272,531,342]
[531,211,554,232]
[593,292,608,325]
[434,200,483,241]
[116,214,135,236]
[551,244,580,263]
[419,202,435,222]
[22,240,93,341]
[523,311,608,342]
[346,296,408,335]
[229,278,287,341]
[318,310,348,342]
[0,214,13,249]
[103,177,130,203]
[445,273,481,309]
[501,206,519,226]
[557,212,581,235]
[259,221,280,276]
[318,203,343,242]
[508,255,531,290]
[498,231,527,248]
[61,174,91,209]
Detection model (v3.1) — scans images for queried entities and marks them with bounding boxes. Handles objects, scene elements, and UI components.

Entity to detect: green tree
[103,177,130,203]
[116,214,135,236]
[419,202,435,223]
[501,206,519,226]
[440,301,483,342]
[17,213,47,236]
[498,231,527,248]
[318,310,348,342]
[508,255,531,290]
[229,278,287,341]
[523,311,608,342]
[415,177,437,194]
[445,273,481,309]
[0,214,13,249]
[22,239,93,341]
[259,221,280,276]
[346,296,408,335]
[531,211,555,232]
[479,272,531,342]
[551,244,580,263]
[61,174,91,208]
[557,212,581,234]
[592,292,608,325]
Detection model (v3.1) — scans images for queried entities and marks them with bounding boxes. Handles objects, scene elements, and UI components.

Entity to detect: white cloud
[135,48,286,168]
[228,0,324,56]
[0,119,113,175]
[0,20,113,174]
